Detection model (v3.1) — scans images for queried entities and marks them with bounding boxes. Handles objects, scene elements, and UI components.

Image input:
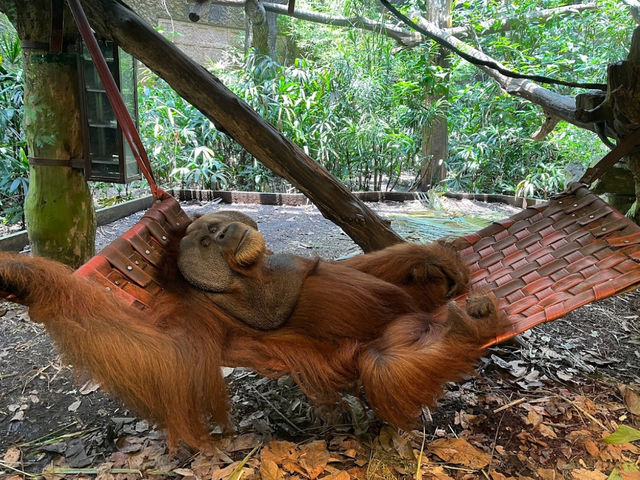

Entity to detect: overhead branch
[408,13,595,132]
[622,0,640,25]
[531,113,561,141]
[209,0,595,47]
[81,0,403,252]
[447,3,596,38]
[209,0,420,45]
[207,0,602,131]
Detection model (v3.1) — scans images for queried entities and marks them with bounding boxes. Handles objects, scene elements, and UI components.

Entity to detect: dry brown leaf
[3,447,20,466]
[424,466,454,480]
[319,471,350,480]
[584,439,600,457]
[172,468,195,477]
[538,424,557,439]
[282,459,307,476]
[391,432,414,460]
[523,406,544,427]
[622,386,640,416]
[228,433,263,452]
[570,468,606,480]
[261,459,285,480]
[428,438,491,469]
[566,429,591,441]
[261,441,298,464]
[621,472,640,480]
[299,440,330,479]
[343,449,357,459]
[536,468,557,480]
[378,426,395,452]
[573,396,598,415]
[347,467,366,480]
[211,461,247,480]
[489,472,513,480]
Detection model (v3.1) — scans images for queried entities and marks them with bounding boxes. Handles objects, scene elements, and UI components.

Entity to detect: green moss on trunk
[22,49,96,267]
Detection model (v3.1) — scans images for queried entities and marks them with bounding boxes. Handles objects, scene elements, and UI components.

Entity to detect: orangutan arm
[341,242,469,312]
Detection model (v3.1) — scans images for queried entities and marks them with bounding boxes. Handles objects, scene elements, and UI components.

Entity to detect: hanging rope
[66,0,166,199]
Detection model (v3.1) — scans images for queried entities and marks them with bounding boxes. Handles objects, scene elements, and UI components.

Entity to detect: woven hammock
[74,182,640,346]
[67,0,640,346]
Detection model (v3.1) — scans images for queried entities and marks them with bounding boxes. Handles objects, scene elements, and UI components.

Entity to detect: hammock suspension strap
[66,0,166,200]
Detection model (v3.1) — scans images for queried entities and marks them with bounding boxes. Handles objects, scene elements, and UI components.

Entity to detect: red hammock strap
[580,127,640,185]
[66,0,165,199]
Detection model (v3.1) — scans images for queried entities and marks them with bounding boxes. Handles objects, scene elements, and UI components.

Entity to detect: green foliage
[140,43,435,192]
[0,19,27,225]
[603,425,640,445]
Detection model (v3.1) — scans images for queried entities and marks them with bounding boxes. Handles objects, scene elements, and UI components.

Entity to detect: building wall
[129,0,245,64]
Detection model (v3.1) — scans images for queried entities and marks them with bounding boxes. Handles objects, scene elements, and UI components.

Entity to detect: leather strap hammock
[67,0,640,346]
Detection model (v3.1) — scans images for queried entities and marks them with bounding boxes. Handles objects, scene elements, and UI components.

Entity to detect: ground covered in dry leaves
[0,197,639,480]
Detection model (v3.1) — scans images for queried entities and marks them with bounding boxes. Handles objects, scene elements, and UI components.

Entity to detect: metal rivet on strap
[114,280,120,285]
[134,260,139,265]
[145,249,151,254]
[589,215,594,218]
[571,214,576,217]
[105,287,111,291]
[162,235,167,240]
[624,240,630,243]
[573,203,578,207]
[601,227,607,231]
[127,265,133,271]
[558,201,563,204]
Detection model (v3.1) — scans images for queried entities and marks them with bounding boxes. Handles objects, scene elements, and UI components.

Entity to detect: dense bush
[0,25,27,225]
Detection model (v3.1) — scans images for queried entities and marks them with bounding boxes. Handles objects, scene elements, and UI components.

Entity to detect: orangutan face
[177,211,266,292]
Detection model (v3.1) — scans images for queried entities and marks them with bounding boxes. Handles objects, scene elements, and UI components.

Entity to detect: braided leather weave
[456,183,640,346]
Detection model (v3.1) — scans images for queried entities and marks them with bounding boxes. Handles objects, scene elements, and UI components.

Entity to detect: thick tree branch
[81,0,403,251]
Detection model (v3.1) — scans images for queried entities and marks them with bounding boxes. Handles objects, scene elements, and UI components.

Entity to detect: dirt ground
[0,197,639,480]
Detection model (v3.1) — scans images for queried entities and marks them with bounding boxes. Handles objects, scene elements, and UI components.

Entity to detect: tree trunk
[627,154,640,224]
[82,0,402,252]
[416,0,451,191]
[0,0,96,267]
[576,27,640,223]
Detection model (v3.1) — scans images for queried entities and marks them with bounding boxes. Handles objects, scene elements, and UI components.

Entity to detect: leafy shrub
[0,26,27,225]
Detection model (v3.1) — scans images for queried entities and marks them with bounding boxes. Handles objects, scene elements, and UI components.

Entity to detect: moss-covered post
[0,0,96,267]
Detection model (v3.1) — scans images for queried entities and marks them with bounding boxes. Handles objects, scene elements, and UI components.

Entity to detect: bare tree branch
[209,0,420,45]
[209,0,596,46]
[408,13,596,132]
[447,3,596,38]
[531,113,561,140]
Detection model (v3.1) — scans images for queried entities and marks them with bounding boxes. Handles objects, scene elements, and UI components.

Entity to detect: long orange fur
[0,239,504,449]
